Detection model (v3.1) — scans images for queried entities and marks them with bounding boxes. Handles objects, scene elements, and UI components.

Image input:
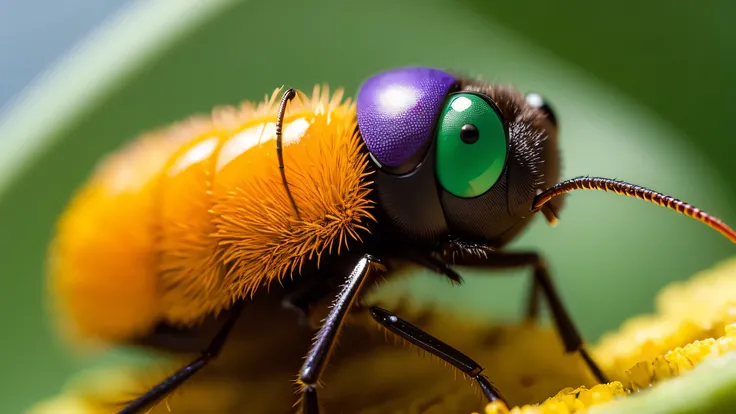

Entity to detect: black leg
[525,277,541,321]
[439,241,609,384]
[370,306,506,405]
[118,301,244,414]
[298,254,386,414]
[410,244,538,320]
[302,387,319,414]
[403,250,464,285]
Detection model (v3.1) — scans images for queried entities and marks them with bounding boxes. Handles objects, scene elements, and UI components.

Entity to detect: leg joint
[299,365,318,387]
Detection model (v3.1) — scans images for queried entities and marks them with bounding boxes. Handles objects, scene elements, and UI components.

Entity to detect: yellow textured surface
[594,257,736,380]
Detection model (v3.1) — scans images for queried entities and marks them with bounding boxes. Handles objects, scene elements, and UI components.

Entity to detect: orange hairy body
[49,87,375,345]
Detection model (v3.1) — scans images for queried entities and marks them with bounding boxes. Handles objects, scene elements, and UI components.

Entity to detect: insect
[48,66,736,414]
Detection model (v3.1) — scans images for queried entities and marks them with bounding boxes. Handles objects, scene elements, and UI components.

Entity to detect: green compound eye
[436,93,508,198]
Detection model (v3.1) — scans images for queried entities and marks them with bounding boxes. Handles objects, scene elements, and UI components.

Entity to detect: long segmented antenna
[276,88,301,220]
[532,176,736,243]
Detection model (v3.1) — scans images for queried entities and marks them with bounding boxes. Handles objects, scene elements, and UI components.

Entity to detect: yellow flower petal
[594,257,736,379]
[479,257,736,413]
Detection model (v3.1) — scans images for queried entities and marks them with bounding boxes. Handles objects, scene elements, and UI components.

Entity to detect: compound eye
[356,67,457,174]
[436,93,508,198]
[525,92,557,127]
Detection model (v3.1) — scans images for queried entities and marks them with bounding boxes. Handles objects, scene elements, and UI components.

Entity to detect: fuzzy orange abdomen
[48,121,200,344]
[49,87,375,346]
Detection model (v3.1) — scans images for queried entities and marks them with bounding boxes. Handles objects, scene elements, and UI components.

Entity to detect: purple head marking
[356,67,457,168]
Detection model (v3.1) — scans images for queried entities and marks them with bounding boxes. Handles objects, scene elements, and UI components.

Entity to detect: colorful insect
[48,67,736,413]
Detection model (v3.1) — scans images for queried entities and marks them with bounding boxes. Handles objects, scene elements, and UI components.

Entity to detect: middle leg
[409,246,541,321]
[438,240,609,384]
[369,306,506,406]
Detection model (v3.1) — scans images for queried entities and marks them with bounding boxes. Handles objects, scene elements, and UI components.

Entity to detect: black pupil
[460,124,479,144]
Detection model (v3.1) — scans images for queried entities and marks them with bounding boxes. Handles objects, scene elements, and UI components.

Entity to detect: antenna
[533,176,736,243]
[275,88,301,220]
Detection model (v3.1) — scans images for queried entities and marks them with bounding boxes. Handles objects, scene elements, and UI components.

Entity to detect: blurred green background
[1,0,735,412]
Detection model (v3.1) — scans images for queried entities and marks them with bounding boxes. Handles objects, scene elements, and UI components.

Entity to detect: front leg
[401,249,464,285]
[297,254,386,414]
[439,240,609,384]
